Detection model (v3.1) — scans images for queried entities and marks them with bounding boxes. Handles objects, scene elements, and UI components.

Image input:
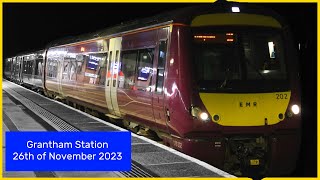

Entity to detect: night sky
[3,3,317,177]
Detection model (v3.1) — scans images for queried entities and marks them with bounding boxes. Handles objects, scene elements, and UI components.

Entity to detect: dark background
[3,3,317,177]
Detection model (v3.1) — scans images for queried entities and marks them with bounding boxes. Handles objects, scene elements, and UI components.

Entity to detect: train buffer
[3,79,235,178]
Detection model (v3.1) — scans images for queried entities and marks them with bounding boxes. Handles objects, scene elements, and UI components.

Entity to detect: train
[4,1,301,177]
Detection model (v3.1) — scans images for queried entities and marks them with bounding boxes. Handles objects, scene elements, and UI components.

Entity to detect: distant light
[262,70,271,74]
[232,6,240,13]
[226,33,234,36]
[227,39,234,42]
[80,47,85,52]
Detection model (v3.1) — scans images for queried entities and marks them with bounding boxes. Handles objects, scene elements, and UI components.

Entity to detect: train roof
[47,1,286,48]
[15,49,45,59]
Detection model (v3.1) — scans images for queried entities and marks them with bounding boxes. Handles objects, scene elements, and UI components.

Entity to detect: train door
[105,37,122,116]
[18,57,23,82]
[21,57,26,83]
[57,57,64,97]
[152,27,169,131]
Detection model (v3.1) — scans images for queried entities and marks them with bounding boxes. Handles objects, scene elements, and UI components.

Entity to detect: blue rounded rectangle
[6,131,131,171]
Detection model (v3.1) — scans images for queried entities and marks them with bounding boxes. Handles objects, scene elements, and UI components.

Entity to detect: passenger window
[120,51,137,89]
[113,50,120,87]
[98,53,107,85]
[76,55,84,74]
[83,53,107,85]
[106,51,112,86]
[35,59,42,76]
[156,40,167,93]
[136,49,154,91]
[28,61,33,74]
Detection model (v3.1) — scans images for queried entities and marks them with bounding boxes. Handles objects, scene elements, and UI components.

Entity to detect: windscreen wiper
[219,68,231,88]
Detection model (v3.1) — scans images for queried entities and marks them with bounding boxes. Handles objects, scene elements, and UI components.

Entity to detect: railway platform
[2,80,235,178]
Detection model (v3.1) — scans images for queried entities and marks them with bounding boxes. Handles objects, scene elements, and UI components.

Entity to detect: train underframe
[166,131,300,177]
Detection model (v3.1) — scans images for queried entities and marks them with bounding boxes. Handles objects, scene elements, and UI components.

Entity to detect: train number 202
[276,93,288,99]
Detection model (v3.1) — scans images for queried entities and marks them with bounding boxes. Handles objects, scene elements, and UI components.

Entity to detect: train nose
[199,92,291,126]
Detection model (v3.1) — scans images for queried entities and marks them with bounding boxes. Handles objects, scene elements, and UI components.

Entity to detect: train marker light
[191,107,201,117]
[291,104,300,115]
[232,7,240,13]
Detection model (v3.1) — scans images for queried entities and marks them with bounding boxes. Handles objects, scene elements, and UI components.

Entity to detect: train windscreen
[193,28,289,93]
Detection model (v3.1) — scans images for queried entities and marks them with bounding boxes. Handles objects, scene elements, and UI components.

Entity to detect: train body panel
[5,2,302,176]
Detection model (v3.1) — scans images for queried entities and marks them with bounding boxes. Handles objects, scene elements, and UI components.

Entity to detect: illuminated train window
[120,51,138,89]
[120,49,154,91]
[136,49,154,91]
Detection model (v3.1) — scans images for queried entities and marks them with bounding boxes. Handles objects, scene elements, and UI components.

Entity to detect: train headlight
[191,106,210,121]
[291,104,300,115]
[199,112,209,121]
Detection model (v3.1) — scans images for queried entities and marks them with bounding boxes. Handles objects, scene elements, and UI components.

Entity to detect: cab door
[105,37,122,117]
[152,30,169,131]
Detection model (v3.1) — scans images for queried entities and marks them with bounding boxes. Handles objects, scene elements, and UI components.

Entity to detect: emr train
[4,1,301,176]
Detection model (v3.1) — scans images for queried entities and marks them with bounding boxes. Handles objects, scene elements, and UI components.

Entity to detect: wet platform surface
[3,80,235,178]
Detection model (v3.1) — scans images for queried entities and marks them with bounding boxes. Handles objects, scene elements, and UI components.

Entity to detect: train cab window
[156,40,167,93]
[241,32,286,80]
[120,51,137,89]
[136,49,154,91]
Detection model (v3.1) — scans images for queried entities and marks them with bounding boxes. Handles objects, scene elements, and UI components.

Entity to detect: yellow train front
[162,2,301,176]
